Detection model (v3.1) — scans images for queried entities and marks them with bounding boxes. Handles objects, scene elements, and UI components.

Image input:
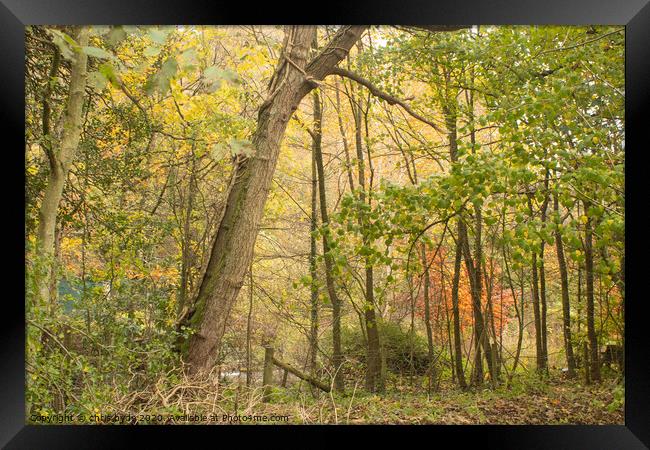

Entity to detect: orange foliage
[411,246,515,345]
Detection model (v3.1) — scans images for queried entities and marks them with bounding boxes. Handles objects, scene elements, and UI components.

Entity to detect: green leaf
[229,138,253,157]
[88,71,108,90]
[210,144,228,160]
[178,48,198,69]
[145,57,178,95]
[98,63,119,86]
[47,29,76,60]
[203,66,222,82]
[91,26,111,36]
[160,57,178,78]
[82,46,112,59]
[148,28,169,45]
[203,66,240,86]
[143,46,162,57]
[107,26,127,46]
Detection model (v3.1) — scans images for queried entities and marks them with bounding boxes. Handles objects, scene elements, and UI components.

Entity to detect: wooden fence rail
[262,346,330,401]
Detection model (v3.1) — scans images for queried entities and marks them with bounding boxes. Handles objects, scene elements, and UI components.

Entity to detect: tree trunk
[184,26,366,373]
[539,246,549,371]
[451,224,468,390]
[554,194,576,377]
[444,100,467,390]
[312,88,345,392]
[420,244,436,377]
[246,264,254,387]
[364,266,382,392]
[584,200,601,382]
[538,173,550,372]
[351,87,383,393]
[527,195,545,373]
[309,134,319,378]
[35,27,89,309]
[178,148,197,315]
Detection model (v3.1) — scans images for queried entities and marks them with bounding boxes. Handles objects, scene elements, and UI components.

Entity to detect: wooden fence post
[263,346,274,402]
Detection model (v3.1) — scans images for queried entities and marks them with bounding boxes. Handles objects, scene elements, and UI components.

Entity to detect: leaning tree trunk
[184,26,367,374]
[35,27,90,308]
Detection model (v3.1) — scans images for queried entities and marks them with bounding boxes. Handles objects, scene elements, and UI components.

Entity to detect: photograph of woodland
[25,25,624,424]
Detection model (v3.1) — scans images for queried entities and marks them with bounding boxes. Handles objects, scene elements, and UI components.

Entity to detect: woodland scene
[25,25,624,424]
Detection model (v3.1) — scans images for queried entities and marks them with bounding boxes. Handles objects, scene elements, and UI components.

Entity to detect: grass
[27,371,624,425]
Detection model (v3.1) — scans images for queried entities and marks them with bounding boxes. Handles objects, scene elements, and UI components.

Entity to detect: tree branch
[304,26,368,82]
[330,66,445,134]
[395,25,470,34]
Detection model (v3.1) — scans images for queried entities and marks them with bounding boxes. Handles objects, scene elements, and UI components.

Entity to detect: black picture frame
[3,1,649,448]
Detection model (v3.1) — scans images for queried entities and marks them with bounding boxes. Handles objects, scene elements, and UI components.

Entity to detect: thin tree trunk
[539,246,549,371]
[312,88,345,392]
[421,244,436,377]
[539,172,550,372]
[584,200,601,382]
[351,87,383,393]
[527,195,545,373]
[467,76,496,386]
[246,264,254,387]
[554,194,576,377]
[451,225,467,390]
[443,98,467,390]
[178,148,197,315]
[443,272,456,385]
[309,137,319,378]
[334,77,355,193]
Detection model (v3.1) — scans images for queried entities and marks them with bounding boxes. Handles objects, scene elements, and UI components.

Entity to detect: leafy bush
[340,322,431,376]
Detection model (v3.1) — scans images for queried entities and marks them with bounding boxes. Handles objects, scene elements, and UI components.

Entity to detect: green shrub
[339,322,431,376]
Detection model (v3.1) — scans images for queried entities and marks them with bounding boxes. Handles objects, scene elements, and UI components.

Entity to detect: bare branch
[330,66,445,134]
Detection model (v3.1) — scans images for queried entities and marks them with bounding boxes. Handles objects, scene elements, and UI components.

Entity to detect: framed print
[2,0,649,447]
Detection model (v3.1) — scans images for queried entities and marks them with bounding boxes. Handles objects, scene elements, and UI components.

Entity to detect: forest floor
[248,375,624,425]
[28,372,624,425]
